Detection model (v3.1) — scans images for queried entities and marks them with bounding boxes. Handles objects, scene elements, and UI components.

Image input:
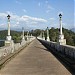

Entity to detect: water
[0,40,5,47]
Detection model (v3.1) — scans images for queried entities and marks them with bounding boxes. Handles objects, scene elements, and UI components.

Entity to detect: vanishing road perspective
[0,39,72,75]
[0,0,75,75]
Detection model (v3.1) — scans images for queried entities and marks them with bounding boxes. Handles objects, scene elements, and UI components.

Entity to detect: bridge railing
[38,39,75,60]
[0,36,35,61]
[0,46,12,59]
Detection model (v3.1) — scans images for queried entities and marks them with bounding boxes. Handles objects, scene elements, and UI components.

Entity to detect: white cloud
[47,5,54,10]
[49,18,55,20]
[0,23,6,27]
[22,9,27,13]
[0,11,47,29]
[74,13,75,28]
[46,10,50,13]
[0,11,19,20]
[49,18,56,28]
[15,0,21,4]
[38,2,41,7]
[74,13,75,16]
[46,5,54,13]
[62,23,70,28]
[45,0,48,4]
[31,21,38,24]
[16,21,19,25]
[20,15,47,23]
[0,13,7,18]
[11,22,20,28]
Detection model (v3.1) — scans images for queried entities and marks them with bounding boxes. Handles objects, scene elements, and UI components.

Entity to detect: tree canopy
[0,28,75,46]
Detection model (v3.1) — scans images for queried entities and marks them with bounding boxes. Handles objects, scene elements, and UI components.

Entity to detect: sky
[0,0,74,30]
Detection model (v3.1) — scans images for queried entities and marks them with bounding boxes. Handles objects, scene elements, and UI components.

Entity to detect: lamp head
[59,14,62,18]
[7,15,10,19]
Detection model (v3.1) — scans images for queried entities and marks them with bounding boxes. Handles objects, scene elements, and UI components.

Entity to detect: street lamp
[5,15,14,47]
[58,13,66,45]
[7,14,11,40]
[59,14,62,35]
[7,15,10,20]
[46,27,50,41]
[22,27,25,40]
[59,14,62,19]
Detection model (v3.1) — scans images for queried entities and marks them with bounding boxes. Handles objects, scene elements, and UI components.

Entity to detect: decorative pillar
[42,31,45,40]
[31,34,32,37]
[26,31,29,41]
[46,27,50,41]
[40,32,42,39]
[21,27,26,45]
[59,14,62,35]
[5,15,14,53]
[58,14,66,45]
[8,16,10,36]
[6,15,11,41]
[22,27,25,40]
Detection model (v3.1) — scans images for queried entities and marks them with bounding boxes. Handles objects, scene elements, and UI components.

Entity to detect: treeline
[0,30,31,44]
[49,27,75,46]
[0,28,75,46]
[30,27,75,46]
[0,30,22,43]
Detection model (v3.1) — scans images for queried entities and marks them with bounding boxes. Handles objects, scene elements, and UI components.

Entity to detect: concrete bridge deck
[0,39,71,75]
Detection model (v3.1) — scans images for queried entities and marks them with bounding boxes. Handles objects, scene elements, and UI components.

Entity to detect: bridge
[0,14,75,75]
[0,39,74,75]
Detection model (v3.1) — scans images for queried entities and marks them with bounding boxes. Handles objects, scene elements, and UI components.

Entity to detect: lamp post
[6,15,12,41]
[58,13,66,45]
[46,27,50,41]
[59,14,62,35]
[59,14,64,40]
[7,15,11,36]
[27,31,29,41]
[5,15,14,48]
[22,27,25,40]
[42,31,45,40]
[21,27,25,45]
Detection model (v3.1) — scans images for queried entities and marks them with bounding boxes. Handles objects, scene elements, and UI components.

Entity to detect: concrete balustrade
[38,39,75,59]
[49,41,75,58]
[14,43,21,50]
[0,37,35,61]
[0,14,35,66]
[0,46,12,58]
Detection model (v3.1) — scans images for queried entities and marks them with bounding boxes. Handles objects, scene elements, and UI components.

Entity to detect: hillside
[49,28,75,46]
[0,30,22,43]
[71,28,75,32]
[0,28,75,46]
[31,28,75,46]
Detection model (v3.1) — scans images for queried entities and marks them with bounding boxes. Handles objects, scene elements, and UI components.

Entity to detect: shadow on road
[34,46,47,51]
[37,42,75,75]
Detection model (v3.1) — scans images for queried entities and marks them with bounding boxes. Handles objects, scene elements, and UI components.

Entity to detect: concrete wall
[0,37,35,60]
[38,39,75,59]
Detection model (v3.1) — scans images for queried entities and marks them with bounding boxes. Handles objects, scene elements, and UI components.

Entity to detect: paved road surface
[0,39,71,75]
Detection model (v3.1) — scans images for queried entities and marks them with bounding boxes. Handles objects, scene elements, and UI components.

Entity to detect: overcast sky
[0,0,74,30]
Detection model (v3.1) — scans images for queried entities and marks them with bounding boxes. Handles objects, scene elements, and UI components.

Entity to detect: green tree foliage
[72,35,75,45]
[11,30,22,43]
[49,27,59,42]
[31,28,75,46]
[0,30,7,39]
[0,30,22,43]
[31,29,42,37]
[0,28,75,46]
[62,28,75,46]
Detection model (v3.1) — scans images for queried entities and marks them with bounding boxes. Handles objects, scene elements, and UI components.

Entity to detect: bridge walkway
[0,39,71,75]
